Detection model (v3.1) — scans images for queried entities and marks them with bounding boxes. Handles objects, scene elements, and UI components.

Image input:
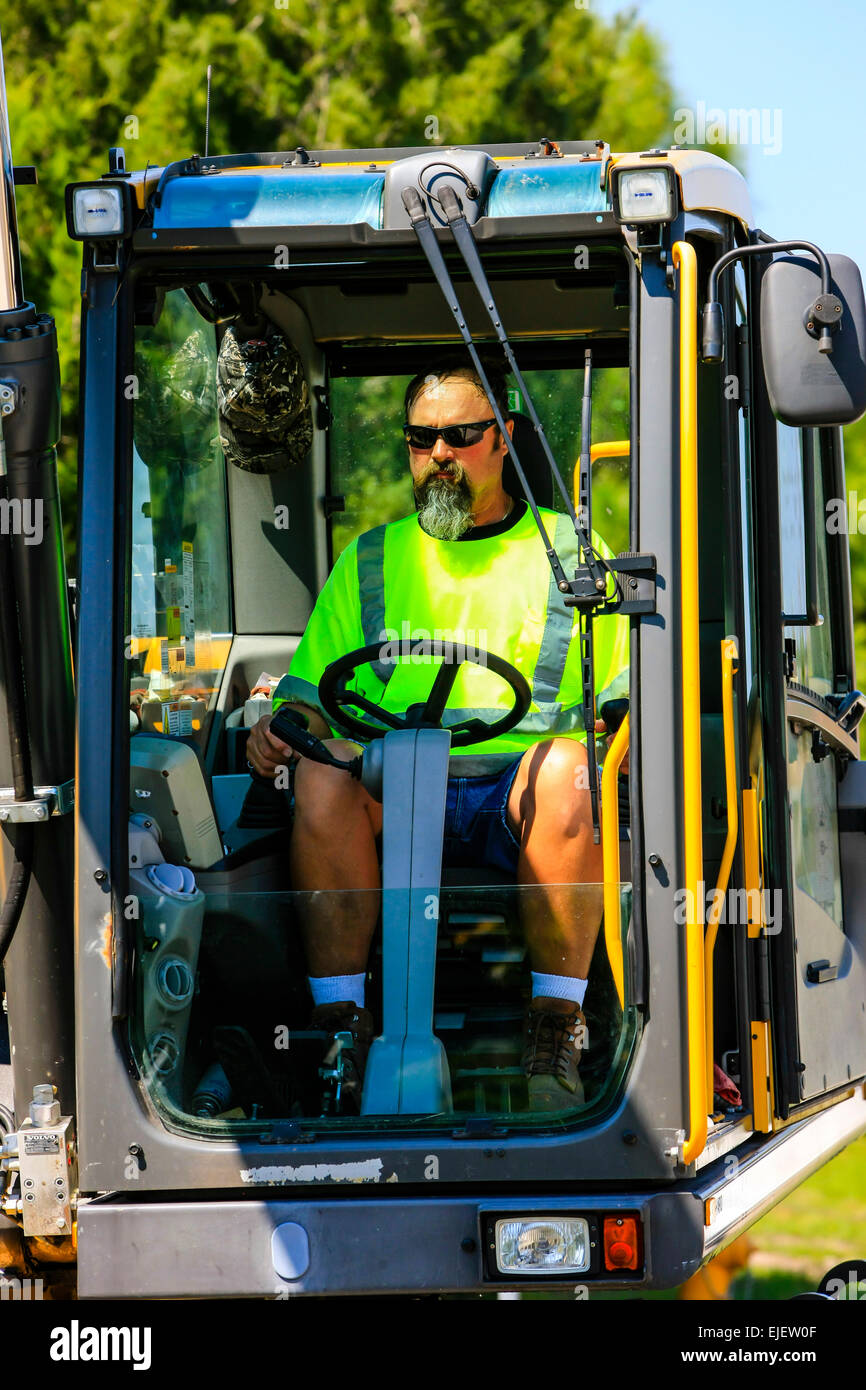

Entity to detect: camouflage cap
[217,325,313,473]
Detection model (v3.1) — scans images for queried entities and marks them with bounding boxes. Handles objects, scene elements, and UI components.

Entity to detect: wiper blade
[435,184,611,838]
[402,184,605,838]
[400,186,571,597]
[440,188,585,532]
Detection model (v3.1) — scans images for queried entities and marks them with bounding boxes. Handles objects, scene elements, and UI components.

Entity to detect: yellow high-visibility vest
[274,506,629,774]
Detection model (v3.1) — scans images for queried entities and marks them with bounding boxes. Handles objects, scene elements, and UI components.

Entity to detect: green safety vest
[274,506,630,775]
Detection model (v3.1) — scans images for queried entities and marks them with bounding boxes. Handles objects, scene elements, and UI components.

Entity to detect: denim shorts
[442,757,523,876]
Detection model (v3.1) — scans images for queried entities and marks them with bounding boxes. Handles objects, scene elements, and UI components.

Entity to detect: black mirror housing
[760,253,866,426]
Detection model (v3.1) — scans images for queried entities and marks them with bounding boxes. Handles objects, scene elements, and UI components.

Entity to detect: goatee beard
[414,471,474,540]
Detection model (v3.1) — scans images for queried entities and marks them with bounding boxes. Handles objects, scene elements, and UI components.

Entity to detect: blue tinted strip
[487,161,610,218]
[155,170,386,230]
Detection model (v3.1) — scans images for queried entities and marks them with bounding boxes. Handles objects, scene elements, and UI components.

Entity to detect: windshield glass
[132,885,637,1129]
[125,266,636,1137]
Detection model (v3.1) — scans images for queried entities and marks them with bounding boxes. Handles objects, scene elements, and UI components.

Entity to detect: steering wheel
[318,639,531,748]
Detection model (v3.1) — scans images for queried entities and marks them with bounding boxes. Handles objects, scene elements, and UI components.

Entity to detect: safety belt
[401,184,616,836]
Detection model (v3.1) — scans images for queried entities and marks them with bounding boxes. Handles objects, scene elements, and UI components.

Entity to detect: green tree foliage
[1,0,675,559]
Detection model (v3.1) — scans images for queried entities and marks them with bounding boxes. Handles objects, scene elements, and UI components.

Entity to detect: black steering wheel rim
[318,639,531,747]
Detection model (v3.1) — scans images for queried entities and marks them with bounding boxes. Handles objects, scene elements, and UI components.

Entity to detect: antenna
[204,65,212,159]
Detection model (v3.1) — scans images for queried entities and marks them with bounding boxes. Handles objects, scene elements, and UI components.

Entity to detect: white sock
[308,973,366,1009]
[531,971,587,1007]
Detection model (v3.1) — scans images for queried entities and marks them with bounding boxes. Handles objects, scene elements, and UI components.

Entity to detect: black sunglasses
[402,418,499,450]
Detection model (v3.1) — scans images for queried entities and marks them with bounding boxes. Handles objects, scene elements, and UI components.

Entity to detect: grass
[727,1134,866,1299]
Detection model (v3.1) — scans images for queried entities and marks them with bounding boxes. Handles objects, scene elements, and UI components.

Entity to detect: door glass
[778,425,851,1100]
[778,425,834,694]
[786,727,844,928]
[778,424,843,923]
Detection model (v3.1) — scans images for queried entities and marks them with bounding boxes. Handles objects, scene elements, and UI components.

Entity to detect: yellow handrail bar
[601,713,630,1009]
[590,441,630,462]
[673,239,707,1167]
[705,638,740,1104]
[573,441,630,505]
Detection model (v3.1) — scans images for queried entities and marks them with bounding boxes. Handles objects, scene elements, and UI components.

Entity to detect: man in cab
[247,354,629,1111]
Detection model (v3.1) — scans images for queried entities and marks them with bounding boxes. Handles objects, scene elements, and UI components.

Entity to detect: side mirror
[760,253,866,426]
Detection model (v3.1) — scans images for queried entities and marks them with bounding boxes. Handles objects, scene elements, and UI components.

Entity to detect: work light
[65,182,132,240]
[611,165,677,225]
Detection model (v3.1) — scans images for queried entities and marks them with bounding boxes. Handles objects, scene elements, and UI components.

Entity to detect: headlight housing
[610,164,678,226]
[65,181,133,240]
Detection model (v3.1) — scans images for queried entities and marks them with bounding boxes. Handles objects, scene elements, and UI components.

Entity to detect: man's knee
[513,738,596,837]
[293,739,366,824]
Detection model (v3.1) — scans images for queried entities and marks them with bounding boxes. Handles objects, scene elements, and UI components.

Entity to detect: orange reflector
[603,1216,640,1271]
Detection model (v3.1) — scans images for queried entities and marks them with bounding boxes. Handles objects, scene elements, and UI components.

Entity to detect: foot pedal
[319,1031,363,1116]
[213,1025,292,1119]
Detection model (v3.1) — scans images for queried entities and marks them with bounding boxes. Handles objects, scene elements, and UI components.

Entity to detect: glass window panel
[328,365,630,561]
[778,422,808,619]
[735,278,756,701]
[786,726,844,932]
[778,425,835,694]
[125,329,636,1140]
[129,883,639,1132]
[129,288,232,748]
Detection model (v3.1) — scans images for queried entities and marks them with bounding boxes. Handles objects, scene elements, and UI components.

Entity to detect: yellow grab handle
[602,713,630,1009]
[705,637,740,1104]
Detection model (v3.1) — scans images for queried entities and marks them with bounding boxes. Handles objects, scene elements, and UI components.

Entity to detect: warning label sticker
[162,702,194,737]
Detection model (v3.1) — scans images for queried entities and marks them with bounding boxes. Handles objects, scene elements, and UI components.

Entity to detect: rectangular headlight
[66,182,131,240]
[494,1217,590,1275]
[612,165,676,224]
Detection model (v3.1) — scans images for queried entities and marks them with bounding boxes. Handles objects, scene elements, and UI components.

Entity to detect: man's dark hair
[403,352,510,437]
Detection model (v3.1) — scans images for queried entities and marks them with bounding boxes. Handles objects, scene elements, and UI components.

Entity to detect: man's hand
[594,718,629,776]
[246,714,297,778]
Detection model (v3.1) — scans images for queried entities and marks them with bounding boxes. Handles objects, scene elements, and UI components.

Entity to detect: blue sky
[595,0,866,275]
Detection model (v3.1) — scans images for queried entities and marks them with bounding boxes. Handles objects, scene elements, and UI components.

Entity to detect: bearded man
[246,353,629,1110]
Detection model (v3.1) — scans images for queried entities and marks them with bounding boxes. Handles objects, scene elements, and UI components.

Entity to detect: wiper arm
[400,186,571,597]
[435,184,612,838]
[440,190,585,529]
[402,185,605,838]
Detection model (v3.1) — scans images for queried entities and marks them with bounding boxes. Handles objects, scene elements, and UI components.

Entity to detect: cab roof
[124,142,752,246]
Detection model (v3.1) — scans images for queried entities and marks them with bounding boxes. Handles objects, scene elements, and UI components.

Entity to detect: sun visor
[217,325,313,473]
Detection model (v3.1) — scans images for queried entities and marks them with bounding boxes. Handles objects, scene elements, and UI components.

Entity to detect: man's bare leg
[289,740,383,975]
[507,737,604,1105]
[506,737,604,984]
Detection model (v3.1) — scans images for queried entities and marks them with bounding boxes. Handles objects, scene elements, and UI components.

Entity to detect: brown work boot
[310,1002,374,1112]
[522,998,587,1112]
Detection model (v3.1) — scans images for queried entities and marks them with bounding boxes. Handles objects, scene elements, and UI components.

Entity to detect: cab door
[775,421,866,1105]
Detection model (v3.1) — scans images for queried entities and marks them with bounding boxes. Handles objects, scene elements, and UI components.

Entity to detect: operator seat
[503,412,555,509]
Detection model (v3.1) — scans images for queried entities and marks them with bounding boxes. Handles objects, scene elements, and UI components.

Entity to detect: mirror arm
[701,239,839,362]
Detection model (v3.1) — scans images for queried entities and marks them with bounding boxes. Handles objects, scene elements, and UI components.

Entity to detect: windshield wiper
[401,184,614,837]
[401,186,572,591]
